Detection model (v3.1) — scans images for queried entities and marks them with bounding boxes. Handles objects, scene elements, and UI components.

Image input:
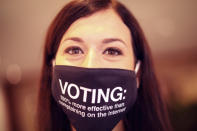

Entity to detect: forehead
[61,8,132,44]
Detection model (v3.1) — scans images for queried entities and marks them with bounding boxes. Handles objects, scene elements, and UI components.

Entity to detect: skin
[55,8,136,131]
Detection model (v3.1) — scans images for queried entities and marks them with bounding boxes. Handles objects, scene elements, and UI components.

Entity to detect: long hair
[37,0,172,131]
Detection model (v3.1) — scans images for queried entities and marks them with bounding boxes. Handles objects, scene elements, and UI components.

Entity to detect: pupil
[74,49,79,54]
[108,49,117,55]
[110,50,114,54]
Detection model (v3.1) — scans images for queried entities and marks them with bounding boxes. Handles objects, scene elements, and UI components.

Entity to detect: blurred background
[0,0,197,131]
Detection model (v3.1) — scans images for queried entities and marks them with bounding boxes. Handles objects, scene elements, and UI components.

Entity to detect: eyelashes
[103,47,123,56]
[64,46,84,55]
[64,46,123,56]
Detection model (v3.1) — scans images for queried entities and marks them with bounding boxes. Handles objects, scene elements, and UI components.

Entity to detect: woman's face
[55,8,135,71]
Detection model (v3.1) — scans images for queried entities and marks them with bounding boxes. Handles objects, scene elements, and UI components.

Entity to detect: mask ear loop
[52,59,55,67]
[134,60,141,75]
[134,60,141,89]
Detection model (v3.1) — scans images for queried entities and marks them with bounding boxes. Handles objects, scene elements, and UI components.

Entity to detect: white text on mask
[58,79,126,104]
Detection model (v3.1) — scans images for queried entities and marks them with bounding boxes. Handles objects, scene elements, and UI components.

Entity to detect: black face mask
[51,64,139,131]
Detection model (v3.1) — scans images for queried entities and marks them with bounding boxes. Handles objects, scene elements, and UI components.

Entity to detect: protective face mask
[51,61,141,131]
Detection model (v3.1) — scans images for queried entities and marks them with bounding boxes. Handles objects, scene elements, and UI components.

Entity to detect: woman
[37,0,172,131]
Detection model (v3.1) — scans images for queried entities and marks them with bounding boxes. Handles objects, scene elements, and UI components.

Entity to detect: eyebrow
[64,37,126,46]
[102,38,126,46]
[64,37,83,43]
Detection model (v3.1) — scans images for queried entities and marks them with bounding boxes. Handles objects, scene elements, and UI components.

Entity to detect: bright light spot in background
[154,18,175,38]
[6,64,22,85]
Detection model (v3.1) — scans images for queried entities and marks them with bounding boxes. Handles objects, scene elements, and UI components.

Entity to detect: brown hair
[37,0,172,131]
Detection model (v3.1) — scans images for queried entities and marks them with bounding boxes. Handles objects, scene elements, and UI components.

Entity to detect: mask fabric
[51,65,138,131]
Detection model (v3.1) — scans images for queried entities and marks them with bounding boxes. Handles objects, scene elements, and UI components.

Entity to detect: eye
[103,47,123,56]
[64,46,84,55]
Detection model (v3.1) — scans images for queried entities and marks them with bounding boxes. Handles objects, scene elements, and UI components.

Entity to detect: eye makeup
[64,46,84,55]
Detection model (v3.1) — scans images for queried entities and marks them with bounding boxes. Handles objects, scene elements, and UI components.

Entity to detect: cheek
[99,56,134,70]
[125,45,135,70]
[114,51,135,70]
[55,55,134,70]
[55,48,71,65]
[123,57,135,70]
[55,53,82,66]
[55,53,66,65]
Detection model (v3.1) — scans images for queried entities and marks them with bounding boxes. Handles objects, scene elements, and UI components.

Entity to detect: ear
[134,60,141,88]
